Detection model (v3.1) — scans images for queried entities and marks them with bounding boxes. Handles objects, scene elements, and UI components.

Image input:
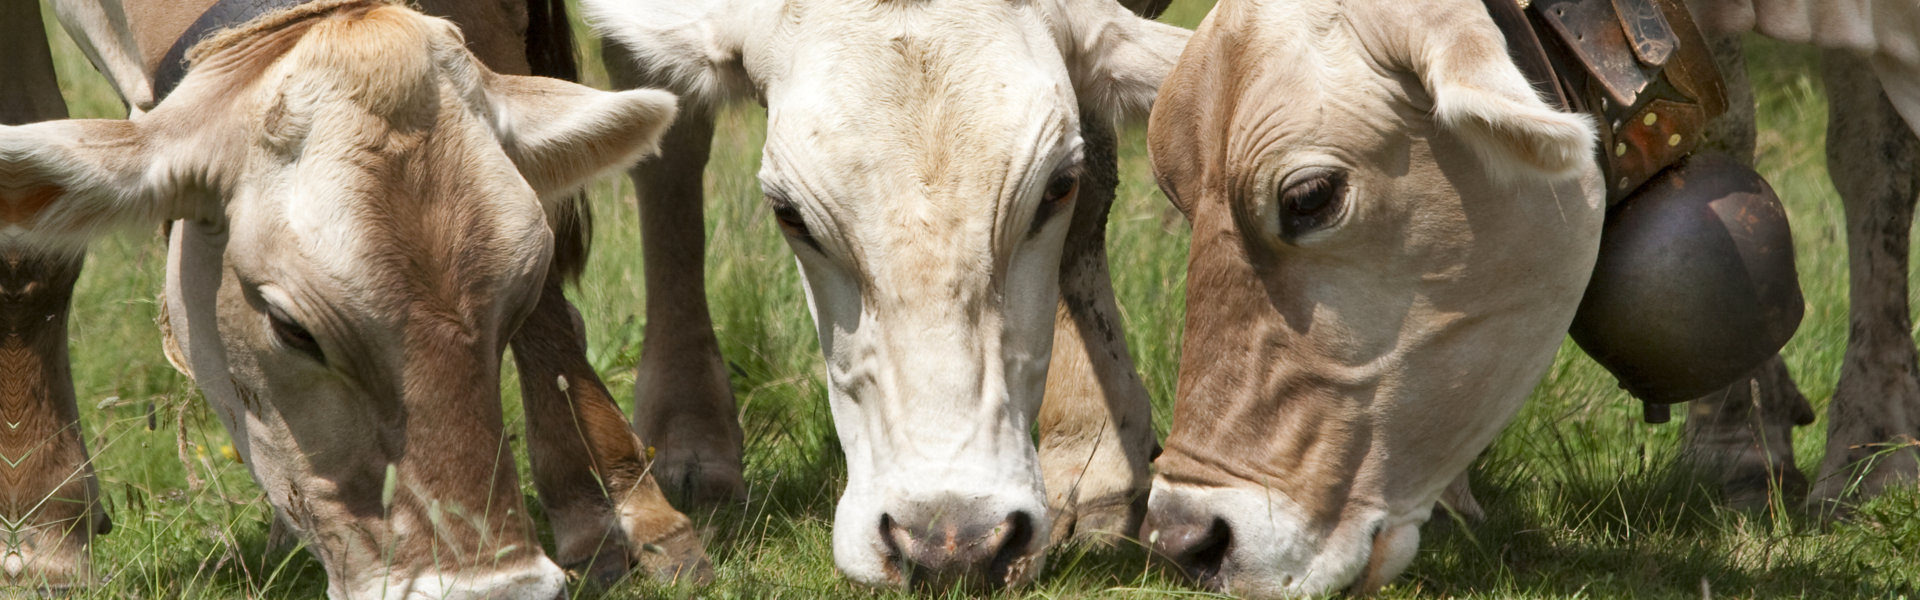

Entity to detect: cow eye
[1276,169,1347,240]
[1029,171,1079,236]
[768,193,821,250]
[770,195,808,237]
[265,303,324,361]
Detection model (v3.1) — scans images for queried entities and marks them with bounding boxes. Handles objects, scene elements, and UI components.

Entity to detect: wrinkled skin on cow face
[756,6,1090,589]
[1142,0,1604,596]
[1,3,676,597]
[587,0,1187,588]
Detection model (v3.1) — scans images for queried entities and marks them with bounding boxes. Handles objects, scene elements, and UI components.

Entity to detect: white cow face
[1,5,675,598]
[1142,0,1603,596]
[587,0,1187,588]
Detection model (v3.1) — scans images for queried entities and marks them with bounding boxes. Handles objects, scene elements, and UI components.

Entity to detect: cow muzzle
[878,497,1038,590]
[339,558,566,600]
[1144,478,1416,598]
[1142,494,1232,590]
[834,481,1050,590]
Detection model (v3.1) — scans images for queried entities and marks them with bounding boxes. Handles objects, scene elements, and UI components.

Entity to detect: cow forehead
[252,146,541,285]
[755,3,1082,234]
[1167,2,1413,192]
[757,0,1078,169]
[220,10,546,312]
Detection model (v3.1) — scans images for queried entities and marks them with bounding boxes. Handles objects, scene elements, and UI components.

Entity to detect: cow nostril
[1149,516,1231,586]
[985,511,1034,586]
[878,510,1035,590]
[879,513,904,563]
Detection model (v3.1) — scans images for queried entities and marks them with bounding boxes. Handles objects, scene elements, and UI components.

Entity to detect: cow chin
[1144,479,1427,598]
[337,558,566,600]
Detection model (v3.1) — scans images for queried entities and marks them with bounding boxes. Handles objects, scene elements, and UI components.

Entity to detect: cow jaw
[1142,0,1603,596]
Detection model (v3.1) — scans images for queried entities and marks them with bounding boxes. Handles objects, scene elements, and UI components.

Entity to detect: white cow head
[587,0,1187,588]
[1,3,675,597]
[1141,0,1604,596]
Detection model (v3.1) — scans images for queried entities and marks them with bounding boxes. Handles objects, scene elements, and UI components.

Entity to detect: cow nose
[880,510,1035,590]
[1143,506,1231,587]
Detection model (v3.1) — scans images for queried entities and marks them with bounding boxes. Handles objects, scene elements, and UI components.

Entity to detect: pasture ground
[35,1,1920,597]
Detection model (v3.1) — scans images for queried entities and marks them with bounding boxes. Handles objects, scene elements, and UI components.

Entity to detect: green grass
[35,0,1920,597]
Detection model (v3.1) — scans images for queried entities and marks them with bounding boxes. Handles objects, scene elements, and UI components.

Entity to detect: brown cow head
[1,2,675,597]
[1141,0,1603,596]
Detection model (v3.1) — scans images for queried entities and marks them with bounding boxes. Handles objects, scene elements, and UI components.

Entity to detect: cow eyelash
[1029,167,1082,237]
[265,303,325,362]
[1276,169,1347,240]
[768,193,821,251]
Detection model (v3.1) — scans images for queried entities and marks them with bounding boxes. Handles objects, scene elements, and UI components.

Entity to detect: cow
[2,0,707,595]
[581,0,1188,589]
[1,0,112,589]
[1683,0,1920,509]
[1139,0,1920,597]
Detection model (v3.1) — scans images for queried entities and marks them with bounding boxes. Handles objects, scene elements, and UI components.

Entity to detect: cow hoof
[1435,475,1486,525]
[563,549,636,590]
[1808,440,1919,516]
[654,455,746,507]
[1051,493,1145,547]
[633,523,715,585]
[1715,453,1809,510]
[556,518,714,589]
[4,550,94,591]
[633,387,746,507]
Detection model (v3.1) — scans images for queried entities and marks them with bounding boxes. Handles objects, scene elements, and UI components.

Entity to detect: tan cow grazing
[0,0,108,589]
[1,1,702,596]
[1142,0,1920,597]
[583,0,1188,589]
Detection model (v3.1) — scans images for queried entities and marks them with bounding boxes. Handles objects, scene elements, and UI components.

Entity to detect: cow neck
[153,0,316,102]
[1479,0,1728,203]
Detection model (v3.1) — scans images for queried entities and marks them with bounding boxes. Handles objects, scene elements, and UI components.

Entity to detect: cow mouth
[876,511,1037,591]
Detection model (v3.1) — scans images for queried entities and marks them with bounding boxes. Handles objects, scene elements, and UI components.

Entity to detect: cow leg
[1431,471,1485,525]
[513,275,712,585]
[0,253,110,590]
[1808,50,1920,508]
[628,110,745,507]
[0,2,109,588]
[1038,109,1157,545]
[1684,357,1816,507]
[1672,34,1817,508]
[603,44,745,508]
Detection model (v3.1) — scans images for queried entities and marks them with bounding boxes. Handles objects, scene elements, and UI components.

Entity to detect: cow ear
[1,120,199,249]
[1062,1,1192,122]
[486,74,679,200]
[1411,16,1595,181]
[583,0,762,108]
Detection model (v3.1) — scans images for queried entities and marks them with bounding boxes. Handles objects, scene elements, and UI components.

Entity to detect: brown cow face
[1141,0,1603,596]
[1,4,675,597]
